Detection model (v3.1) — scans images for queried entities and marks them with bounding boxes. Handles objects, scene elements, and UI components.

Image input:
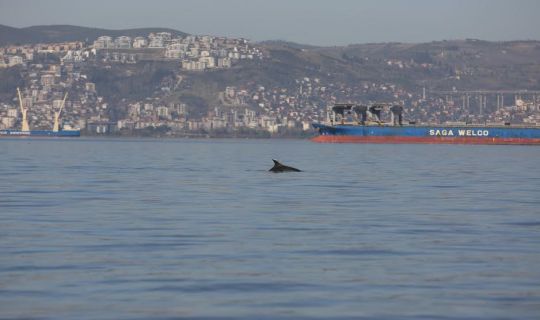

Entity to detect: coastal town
[1,31,540,136]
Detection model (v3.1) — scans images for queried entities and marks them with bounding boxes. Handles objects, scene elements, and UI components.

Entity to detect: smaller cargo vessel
[0,129,80,137]
[312,103,540,145]
[0,88,80,137]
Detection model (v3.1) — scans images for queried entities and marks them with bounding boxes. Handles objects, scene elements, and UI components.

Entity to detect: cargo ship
[0,129,80,137]
[312,103,540,145]
[0,88,80,137]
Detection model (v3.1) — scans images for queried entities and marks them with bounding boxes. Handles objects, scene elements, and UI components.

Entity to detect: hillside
[1,25,540,133]
[314,39,540,90]
[70,39,540,124]
[187,40,540,91]
[0,24,187,45]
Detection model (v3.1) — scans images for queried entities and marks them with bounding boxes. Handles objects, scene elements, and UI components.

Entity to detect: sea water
[1,138,539,319]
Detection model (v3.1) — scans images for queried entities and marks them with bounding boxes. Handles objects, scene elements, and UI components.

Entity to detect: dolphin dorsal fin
[269,159,301,172]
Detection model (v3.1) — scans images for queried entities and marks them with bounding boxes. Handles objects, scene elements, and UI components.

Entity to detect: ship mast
[53,92,68,132]
[17,87,30,132]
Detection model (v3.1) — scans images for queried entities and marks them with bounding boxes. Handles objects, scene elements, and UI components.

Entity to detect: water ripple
[1,139,539,320]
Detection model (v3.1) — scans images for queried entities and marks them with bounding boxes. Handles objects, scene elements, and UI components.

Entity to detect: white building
[1,116,16,129]
[157,106,169,118]
[132,37,148,48]
[8,56,23,66]
[182,60,206,71]
[128,103,141,117]
[115,36,132,49]
[93,36,114,49]
[148,32,172,48]
[156,32,172,41]
[200,35,213,44]
[7,108,18,118]
[199,56,215,68]
[85,82,96,92]
[229,51,240,59]
[218,57,232,68]
[165,43,187,59]
[188,47,199,58]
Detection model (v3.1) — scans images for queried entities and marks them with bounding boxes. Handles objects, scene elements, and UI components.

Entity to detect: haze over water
[1,138,539,319]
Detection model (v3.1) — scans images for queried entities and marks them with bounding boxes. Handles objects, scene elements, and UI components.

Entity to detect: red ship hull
[311,135,540,145]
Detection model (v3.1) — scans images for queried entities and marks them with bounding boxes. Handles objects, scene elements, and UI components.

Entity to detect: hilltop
[0,24,187,45]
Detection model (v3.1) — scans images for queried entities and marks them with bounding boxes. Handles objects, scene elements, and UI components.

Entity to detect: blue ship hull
[0,130,80,137]
[312,123,540,145]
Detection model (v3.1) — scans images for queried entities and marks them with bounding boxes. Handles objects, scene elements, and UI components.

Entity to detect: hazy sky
[1,0,539,45]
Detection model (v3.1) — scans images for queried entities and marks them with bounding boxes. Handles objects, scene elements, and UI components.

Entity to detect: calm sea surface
[1,138,539,319]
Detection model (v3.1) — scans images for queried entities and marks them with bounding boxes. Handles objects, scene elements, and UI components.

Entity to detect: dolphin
[269,159,302,172]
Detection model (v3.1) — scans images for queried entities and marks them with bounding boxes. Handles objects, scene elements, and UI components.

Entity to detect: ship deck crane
[17,87,30,132]
[53,92,68,132]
